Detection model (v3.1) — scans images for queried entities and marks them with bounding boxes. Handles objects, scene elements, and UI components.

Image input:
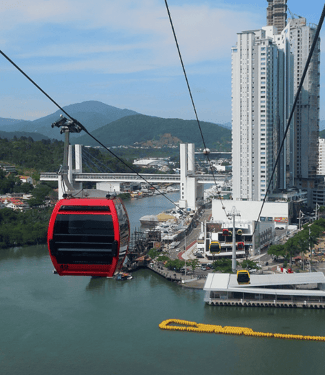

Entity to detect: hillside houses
[0,195,31,211]
[18,176,33,184]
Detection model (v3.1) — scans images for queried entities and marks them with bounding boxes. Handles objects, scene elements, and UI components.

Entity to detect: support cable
[83,148,114,173]
[0,51,182,210]
[82,152,105,173]
[163,0,227,215]
[82,148,114,173]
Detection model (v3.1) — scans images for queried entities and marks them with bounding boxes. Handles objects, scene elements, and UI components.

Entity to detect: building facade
[232,3,320,206]
[232,25,293,201]
[287,17,320,199]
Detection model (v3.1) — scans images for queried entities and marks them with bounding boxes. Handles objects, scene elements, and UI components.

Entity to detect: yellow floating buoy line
[159,319,325,342]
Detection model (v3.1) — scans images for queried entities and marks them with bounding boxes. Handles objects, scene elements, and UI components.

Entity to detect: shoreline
[145,263,206,289]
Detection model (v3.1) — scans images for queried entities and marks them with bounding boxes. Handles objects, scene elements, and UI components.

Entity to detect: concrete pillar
[73,144,83,191]
[179,144,188,209]
[75,144,82,172]
[188,143,195,173]
[186,176,197,210]
[68,145,73,184]
[58,175,64,200]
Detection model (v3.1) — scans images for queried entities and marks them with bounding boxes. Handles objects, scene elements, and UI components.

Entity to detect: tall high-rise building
[231,26,293,201]
[231,3,320,205]
[267,0,288,34]
[286,17,320,199]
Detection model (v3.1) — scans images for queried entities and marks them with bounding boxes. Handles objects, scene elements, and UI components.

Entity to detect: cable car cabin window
[52,214,115,265]
[54,214,114,236]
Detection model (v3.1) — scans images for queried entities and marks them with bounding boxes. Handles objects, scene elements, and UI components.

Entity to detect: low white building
[133,158,168,168]
[212,199,289,225]
[204,272,325,308]
[210,199,289,255]
[19,176,33,184]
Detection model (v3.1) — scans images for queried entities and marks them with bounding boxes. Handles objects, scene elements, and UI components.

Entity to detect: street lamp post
[298,210,304,230]
[309,227,312,273]
[184,232,187,278]
[227,206,241,274]
[315,203,320,221]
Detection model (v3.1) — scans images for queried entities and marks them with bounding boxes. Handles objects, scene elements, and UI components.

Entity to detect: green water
[0,245,324,375]
[1,194,325,374]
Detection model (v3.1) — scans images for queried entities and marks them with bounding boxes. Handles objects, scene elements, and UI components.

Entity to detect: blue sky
[0,0,324,124]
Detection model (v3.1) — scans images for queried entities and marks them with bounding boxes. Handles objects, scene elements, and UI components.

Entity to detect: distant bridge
[40,143,232,209]
[40,172,228,184]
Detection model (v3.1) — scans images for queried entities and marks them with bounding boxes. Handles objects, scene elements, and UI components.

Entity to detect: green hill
[0,130,50,141]
[75,114,231,150]
[0,101,138,140]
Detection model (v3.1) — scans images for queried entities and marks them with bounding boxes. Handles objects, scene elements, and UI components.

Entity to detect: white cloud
[17,42,154,59]
[1,0,263,72]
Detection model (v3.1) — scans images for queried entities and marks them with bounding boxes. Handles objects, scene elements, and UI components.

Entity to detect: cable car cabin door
[47,197,130,277]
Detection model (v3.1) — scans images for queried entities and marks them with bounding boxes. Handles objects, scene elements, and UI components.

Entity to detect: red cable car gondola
[47,196,130,277]
[237,242,245,250]
[222,228,229,236]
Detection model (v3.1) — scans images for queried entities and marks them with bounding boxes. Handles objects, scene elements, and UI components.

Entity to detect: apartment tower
[287,17,320,199]
[232,2,320,205]
[232,26,293,201]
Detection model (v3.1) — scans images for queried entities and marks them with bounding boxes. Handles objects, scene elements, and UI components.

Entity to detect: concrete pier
[207,299,325,309]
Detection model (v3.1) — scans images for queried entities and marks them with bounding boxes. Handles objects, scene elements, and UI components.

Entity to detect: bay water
[0,193,324,374]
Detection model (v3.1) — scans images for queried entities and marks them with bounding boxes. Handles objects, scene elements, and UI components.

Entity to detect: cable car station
[204,272,325,309]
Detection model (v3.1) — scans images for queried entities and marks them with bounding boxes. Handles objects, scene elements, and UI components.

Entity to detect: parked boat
[115,272,133,281]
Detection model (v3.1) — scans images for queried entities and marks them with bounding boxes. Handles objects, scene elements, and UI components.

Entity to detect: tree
[212,258,235,273]
[268,244,285,259]
[189,259,199,271]
[241,259,260,270]
[284,238,299,267]
[28,183,52,207]
[165,259,185,271]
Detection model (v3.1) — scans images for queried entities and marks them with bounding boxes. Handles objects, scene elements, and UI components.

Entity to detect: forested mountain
[75,114,231,150]
[0,208,51,249]
[0,137,135,174]
[0,118,24,127]
[0,101,139,140]
[0,138,64,172]
[0,101,231,150]
[0,131,50,141]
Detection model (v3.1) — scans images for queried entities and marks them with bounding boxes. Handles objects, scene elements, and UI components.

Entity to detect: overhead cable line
[163,0,227,215]
[82,148,114,173]
[82,152,106,174]
[0,50,182,210]
[254,4,325,234]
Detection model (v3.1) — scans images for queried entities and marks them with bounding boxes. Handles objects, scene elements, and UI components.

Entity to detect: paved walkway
[178,240,197,260]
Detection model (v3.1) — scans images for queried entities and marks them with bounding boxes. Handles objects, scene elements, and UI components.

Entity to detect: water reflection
[0,244,48,262]
[86,277,107,292]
